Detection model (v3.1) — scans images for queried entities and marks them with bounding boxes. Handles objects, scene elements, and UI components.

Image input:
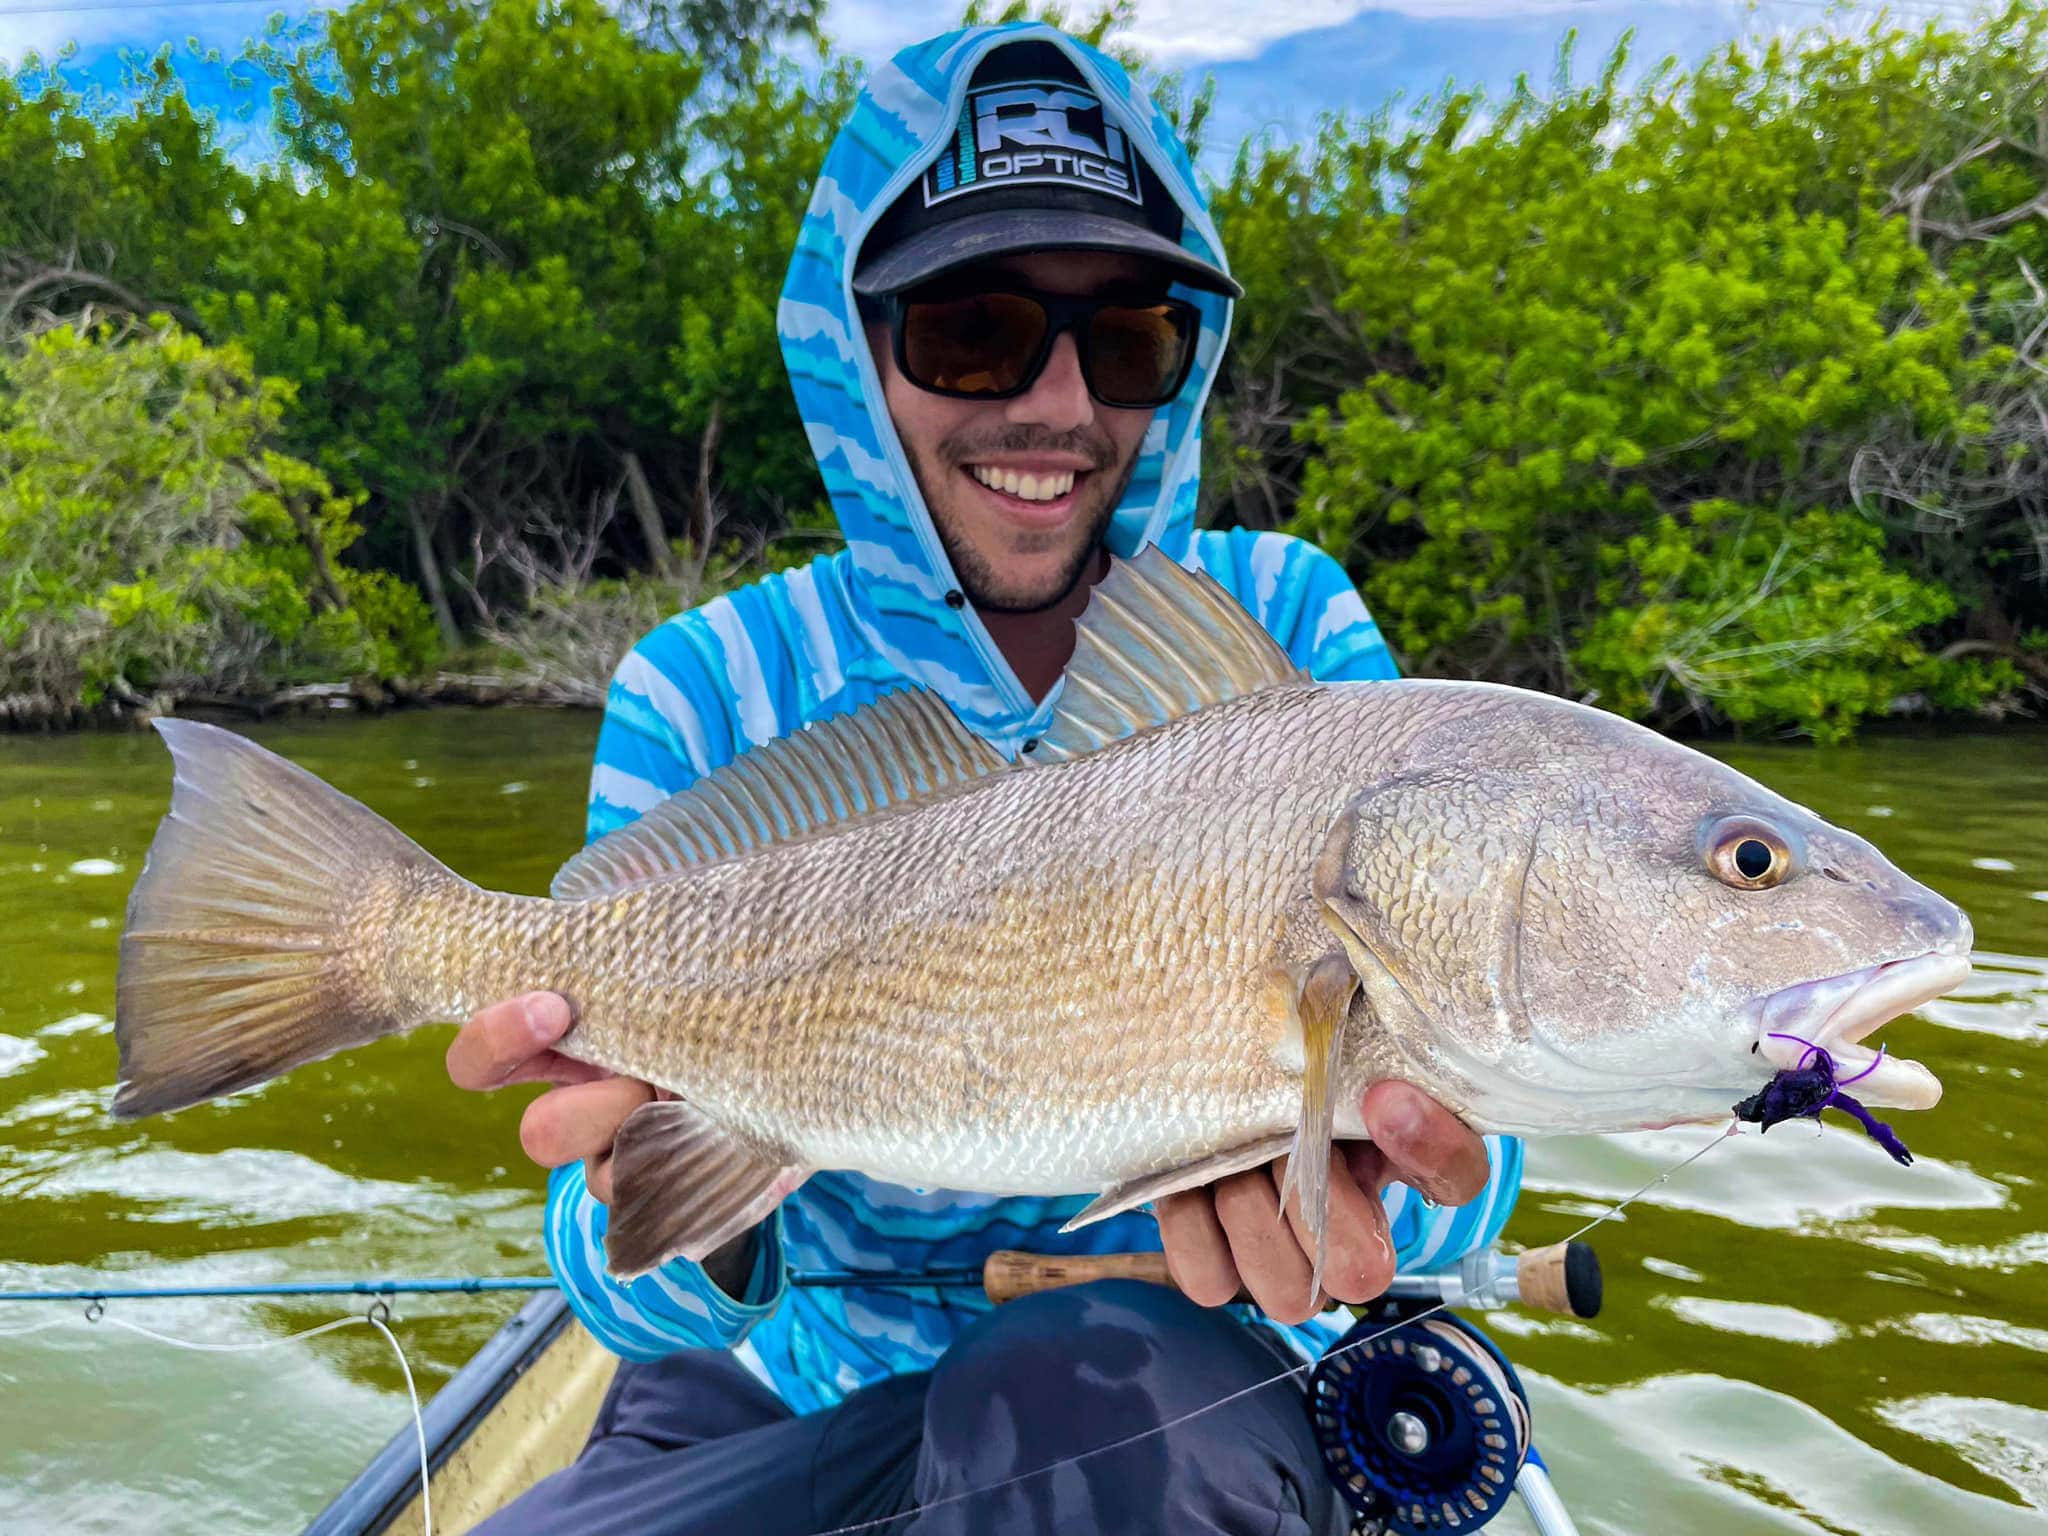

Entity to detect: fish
[110,547,1972,1291]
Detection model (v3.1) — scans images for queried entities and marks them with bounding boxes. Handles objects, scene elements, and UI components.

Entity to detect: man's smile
[962,458,1094,529]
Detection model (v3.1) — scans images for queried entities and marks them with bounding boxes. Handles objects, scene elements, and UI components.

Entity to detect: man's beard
[911,426,1139,615]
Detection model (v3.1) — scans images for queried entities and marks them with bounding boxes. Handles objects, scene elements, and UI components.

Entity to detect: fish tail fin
[113,718,466,1120]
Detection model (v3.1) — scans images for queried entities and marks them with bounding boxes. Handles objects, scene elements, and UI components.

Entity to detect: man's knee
[931,1279,1283,1423]
[916,1279,1341,1532]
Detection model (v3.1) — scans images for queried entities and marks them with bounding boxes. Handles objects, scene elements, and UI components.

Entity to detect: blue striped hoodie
[545,21,1523,1409]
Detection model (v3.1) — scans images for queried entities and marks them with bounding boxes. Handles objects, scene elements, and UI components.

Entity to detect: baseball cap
[852,39,1241,300]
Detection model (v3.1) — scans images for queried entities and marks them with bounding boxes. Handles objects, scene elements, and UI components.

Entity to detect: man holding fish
[446,26,1512,1533]
[112,21,1969,1536]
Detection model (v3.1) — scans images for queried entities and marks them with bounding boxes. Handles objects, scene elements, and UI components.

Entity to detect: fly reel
[1308,1307,1533,1534]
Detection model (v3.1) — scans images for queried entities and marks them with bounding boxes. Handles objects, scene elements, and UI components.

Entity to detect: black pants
[472,1279,1350,1536]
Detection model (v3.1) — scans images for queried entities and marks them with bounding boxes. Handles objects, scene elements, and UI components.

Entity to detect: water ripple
[1877,1313,2048,1354]
[1525,1124,2009,1231]
[1657,1295,1844,1345]
[0,1034,47,1078]
[1525,1370,2048,1535]
[1856,1226,2048,1272]
[1917,951,2048,1042]
[1878,1397,2048,1510]
[39,1012,108,1039]
[31,1148,522,1229]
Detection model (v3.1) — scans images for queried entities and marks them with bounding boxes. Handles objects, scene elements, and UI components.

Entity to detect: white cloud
[0,0,334,71]
[1118,0,1686,65]
[1,12,130,64]
[821,0,957,64]
[821,0,1710,68]
[822,0,1981,70]
[6,0,1980,101]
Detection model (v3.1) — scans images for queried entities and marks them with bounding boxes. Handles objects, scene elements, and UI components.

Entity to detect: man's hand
[445,991,653,1203]
[1154,1081,1489,1326]
[448,992,762,1293]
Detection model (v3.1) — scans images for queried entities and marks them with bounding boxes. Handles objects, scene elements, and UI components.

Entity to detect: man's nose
[1004,331,1092,433]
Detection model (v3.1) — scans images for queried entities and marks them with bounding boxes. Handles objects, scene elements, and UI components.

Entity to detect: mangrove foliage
[1,0,2044,738]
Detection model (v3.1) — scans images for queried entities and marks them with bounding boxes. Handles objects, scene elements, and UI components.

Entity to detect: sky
[0,0,2002,172]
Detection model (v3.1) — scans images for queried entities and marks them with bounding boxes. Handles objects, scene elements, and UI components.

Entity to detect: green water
[1,710,2043,1535]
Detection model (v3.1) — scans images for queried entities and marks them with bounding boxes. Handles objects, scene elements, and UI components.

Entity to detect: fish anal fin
[553,687,1006,901]
[604,1100,811,1281]
[1057,1133,1295,1232]
[1033,546,1307,764]
[1277,951,1358,1301]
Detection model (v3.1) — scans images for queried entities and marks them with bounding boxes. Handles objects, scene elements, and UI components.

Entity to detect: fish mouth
[1748,951,1970,1111]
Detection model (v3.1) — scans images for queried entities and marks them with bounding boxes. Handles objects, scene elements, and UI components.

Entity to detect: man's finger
[1271,1147,1394,1305]
[1341,1139,1389,1199]
[446,992,575,1091]
[518,1077,655,1168]
[1154,1188,1239,1307]
[586,1150,619,1205]
[494,1051,612,1089]
[1360,1080,1490,1206]
[1215,1165,1318,1325]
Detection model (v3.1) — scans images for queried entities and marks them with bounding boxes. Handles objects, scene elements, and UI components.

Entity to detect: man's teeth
[969,465,1076,502]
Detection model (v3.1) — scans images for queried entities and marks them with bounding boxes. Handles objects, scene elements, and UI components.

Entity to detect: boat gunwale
[303,1290,572,1536]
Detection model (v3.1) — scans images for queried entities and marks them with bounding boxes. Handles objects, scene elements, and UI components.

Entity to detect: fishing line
[365,1309,434,1536]
[801,1120,1742,1536]
[0,1316,71,1339]
[21,1304,436,1536]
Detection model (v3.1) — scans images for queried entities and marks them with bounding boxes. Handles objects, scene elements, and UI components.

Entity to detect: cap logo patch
[925,80,1141,208]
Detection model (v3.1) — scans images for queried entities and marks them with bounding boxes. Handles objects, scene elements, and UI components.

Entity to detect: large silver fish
[112,549,1971,1287]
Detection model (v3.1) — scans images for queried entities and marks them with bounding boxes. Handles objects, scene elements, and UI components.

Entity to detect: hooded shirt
[544,22,1522,1410]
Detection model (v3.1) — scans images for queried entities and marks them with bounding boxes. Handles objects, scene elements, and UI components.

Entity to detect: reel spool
[1309,1308,1533,1535]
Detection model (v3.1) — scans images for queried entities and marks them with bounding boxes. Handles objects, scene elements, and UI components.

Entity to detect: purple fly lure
[1734,1033,1914,1166]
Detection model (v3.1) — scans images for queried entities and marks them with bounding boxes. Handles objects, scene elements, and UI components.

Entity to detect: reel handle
[982,1240,1600,1317]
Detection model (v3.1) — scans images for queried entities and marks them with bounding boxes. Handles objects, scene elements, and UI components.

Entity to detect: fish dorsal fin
[551,686,1006,900]
[1033,544,1308,765]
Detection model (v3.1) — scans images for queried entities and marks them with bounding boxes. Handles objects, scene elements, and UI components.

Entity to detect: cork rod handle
[982,1249,1175,1304]
[1518,1239,1604,1318]
[982,1240,1604,1317]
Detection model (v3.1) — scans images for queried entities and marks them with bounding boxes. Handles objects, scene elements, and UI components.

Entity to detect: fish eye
[1703,817,1794,890]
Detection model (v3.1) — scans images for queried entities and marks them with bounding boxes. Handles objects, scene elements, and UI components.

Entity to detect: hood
[776,22,1233,747]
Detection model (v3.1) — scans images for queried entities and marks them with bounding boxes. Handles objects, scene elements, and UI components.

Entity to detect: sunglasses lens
[1087,304,1194,407]
[900,292,1049,396]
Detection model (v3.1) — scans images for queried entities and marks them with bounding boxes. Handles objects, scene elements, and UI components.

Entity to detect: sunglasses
[878,283,1202,410]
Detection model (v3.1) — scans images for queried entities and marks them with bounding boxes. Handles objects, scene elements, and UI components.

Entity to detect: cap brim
[853,208,1242,300]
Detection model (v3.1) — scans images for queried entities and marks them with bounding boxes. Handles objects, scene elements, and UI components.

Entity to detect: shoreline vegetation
[3,0,2047,743]
[0,673,588,731]
[16,660,2045,737]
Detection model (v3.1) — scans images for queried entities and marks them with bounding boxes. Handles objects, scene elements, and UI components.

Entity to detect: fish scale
[517,689,1348,1188]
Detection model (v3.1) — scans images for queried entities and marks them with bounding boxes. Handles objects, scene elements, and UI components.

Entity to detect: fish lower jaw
[1388,1039,1756,1139]
[1749,951,1969,1111]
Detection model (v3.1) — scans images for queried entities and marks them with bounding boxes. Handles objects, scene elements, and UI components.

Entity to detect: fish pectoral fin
[1278,952,1358,1301]
[604,1100,811,1282]
[1057,1133,1296,1232]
